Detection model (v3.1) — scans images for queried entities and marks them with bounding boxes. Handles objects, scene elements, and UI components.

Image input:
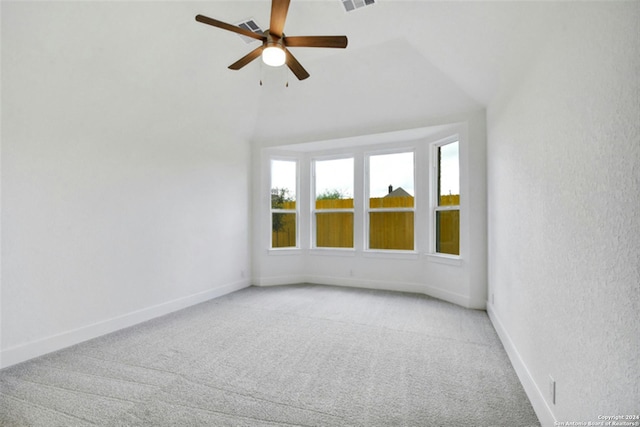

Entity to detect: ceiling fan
[195,0,348,81]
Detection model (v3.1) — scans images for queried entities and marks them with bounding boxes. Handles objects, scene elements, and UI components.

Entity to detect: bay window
[265,127,464,260]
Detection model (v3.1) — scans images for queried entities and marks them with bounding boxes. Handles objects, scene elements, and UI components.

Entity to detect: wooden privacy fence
[272,196,459,254]
[314,198,353,248]
[435,194,460,255]
[367,196,414,250]
[272,201,297,248]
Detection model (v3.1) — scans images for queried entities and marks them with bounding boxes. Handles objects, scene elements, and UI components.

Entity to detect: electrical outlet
[241,270,245,278]
[491,293,495,305]
[549,375,556,405]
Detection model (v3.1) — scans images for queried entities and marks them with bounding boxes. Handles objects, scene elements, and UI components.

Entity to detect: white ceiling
[2,1,571,146]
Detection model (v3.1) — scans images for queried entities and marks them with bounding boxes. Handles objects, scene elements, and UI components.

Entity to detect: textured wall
[487,2,639,422]
[1,3,252,366]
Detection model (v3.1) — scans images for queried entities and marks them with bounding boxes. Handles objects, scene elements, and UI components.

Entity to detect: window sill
[268,248,301,256]
[364,250,420,260]
[425,253,463,266]
[309,248,356,257]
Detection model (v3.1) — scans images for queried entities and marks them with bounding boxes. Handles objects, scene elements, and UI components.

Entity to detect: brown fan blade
[270,0,290,38]
[284,36,348,49]
[285,49,310,80]
[195,14,265,41]
[229,46,264,70]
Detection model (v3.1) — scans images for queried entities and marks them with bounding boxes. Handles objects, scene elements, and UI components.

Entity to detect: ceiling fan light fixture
[262,45,286,67]
[196,0,348,80]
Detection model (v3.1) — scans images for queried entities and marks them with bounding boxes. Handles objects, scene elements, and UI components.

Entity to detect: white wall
[252,111,487,309]
[1,3,252,368]
[487,2,639,424]
[0,3,3,368]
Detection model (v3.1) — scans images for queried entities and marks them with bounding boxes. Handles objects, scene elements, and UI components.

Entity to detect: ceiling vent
[235,19,264,43]
[341,0,375,12]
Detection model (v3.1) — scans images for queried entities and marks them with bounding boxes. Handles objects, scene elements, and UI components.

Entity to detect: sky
[368,152,414,197]
[271,144,459,200]
[271,160,298,199]
[439,142,459,196]
[315,158,354,198]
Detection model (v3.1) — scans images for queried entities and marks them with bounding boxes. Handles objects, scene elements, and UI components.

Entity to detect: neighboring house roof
[385,187,412,198]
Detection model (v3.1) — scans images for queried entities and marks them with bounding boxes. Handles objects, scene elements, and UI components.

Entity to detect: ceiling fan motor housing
[265,31,286,50]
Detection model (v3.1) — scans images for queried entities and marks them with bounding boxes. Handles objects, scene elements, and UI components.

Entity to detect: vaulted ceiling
[2,1,569,146]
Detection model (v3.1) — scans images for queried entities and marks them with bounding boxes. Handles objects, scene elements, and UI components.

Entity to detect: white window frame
[365,148,417,253]
[270,157,299,250]
[311,155,356,250]
[262,123,466,264]
[430,136,461,258]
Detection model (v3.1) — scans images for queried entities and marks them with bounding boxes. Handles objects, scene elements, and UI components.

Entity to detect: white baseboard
[0,280,250,369]
[487,302,556,427]
[253,275,308,287]
[255,275,471,308]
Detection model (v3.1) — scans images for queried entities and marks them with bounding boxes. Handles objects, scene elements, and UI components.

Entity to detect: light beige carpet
[0,284,540,426]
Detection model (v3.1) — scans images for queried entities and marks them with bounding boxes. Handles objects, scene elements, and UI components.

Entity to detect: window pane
[272,213,296,248]
[369,152,414,199]
[369,211,414,250]
[315,158,354,209]
[316,212,354,248]
[271,160,296,209]
[436,210,459,255]
[438,142,459,206]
